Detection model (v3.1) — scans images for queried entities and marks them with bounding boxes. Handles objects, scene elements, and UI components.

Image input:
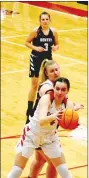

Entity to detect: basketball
[59,109,79,130]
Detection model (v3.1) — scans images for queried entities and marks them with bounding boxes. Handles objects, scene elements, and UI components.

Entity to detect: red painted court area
[20,1,88,17]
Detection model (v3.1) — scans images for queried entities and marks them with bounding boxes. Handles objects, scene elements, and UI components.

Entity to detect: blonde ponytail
[38,59,57,86]
[38,59,49,85]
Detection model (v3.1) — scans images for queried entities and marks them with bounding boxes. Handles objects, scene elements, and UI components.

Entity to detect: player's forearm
[52,44,59,51]
[73,104,84,111]
[25,42,37,51]
[40,114,56,126]
[55,44,59,50]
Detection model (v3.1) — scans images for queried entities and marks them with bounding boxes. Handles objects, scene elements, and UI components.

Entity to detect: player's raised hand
[73,103,84,111]
[56,108,64,121]
[51,108,64,121]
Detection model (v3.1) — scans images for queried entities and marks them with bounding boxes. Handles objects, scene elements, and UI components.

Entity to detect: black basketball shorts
[29,54,52,77]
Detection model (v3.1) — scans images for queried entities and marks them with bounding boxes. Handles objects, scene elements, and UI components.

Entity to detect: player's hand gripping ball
[58,109,79,130]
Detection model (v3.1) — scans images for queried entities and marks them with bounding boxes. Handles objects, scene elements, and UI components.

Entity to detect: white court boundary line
[53,53,87,65]
[57,28,87,33]
[2,39,25,48]
[1,62,78,75]
[1,69,28,75]
[2,34,28,39]
[1,39,87,65]
[1,28,87,39]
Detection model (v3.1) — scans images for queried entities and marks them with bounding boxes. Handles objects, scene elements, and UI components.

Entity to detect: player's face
[54,81,68,100]
[46,64,60,82]
[40,14,50,28]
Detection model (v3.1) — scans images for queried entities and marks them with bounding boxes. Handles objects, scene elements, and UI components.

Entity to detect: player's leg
[26,55,41,123]
[24,149,57,178]
[29,149,57,178]
[7,152,29,178]
[26,76,39,122]
[38,149,58,178]
[28,150,46,178]
[7,145,34,178]
[7,128,34,178]
[46,163,57,178]
[42,142,72,178]
[50,153,72,178]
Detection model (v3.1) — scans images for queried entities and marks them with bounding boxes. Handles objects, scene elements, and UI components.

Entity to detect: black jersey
[31,26,55,59]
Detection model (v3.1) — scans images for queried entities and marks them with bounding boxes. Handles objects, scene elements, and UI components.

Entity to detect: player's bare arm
[39,94,62,126]
[39,84,53,96]
[67,100,84,111]
[52,29,59,51]
[25,29,45,52]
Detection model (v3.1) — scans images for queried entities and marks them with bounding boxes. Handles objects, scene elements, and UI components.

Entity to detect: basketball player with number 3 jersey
[25,11,59,118]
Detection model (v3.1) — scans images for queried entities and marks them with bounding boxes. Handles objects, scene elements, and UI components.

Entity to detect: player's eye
[50,70,54,73]
[41,18,49,21]
[56,87,60,90]
[61,88,66,92]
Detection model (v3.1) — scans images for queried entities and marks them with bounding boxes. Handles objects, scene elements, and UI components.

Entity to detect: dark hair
[53,77,70,91]
[39,12,51,20]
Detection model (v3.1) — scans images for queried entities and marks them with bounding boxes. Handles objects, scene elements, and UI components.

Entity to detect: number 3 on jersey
[44,43,48,51]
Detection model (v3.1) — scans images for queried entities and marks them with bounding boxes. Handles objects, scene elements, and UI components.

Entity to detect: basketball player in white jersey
[7,77,84,178]
[27,59,84,178]
[27,60,61,178]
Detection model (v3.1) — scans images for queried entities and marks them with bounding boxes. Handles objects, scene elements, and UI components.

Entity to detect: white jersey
[32,79,53,116]
[16,92,66,158]
[40,79,53,87]
[39,79,53,97]
[28,99,66,146]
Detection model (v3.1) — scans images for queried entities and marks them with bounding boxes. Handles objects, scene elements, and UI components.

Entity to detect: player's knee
[7,166,23,178]
[31,83,38,90]
[31,78,38,90]
[56,164,72,178]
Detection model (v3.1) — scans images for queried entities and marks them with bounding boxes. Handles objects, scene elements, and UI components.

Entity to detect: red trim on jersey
[63,96,68,106]
[23,128,26,136]
[46,89,54,102]
[21,139,23,146]
[22,134,25,141]
[49,91,54,102]
[27,126,30,131]
[20,126,30,146]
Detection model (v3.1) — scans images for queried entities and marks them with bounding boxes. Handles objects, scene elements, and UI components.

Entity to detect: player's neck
[54,99,63,110]
[42,27,49,35]
[55,97,64,106]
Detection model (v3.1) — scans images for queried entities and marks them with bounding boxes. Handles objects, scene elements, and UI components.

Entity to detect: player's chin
[44,24,48,27]
[55,95,62,100]
[55,75,59,80]
[57,94,63,98]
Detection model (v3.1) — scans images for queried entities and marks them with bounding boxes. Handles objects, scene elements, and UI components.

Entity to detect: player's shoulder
[32,26,40,32]
[39,93,50,104]
[39,80,53,97]
[66,100,74,108]
[42,79,53,86]
[50,27,57,34]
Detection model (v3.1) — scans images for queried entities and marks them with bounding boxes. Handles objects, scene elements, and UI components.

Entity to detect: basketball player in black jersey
[25,12,59,119]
